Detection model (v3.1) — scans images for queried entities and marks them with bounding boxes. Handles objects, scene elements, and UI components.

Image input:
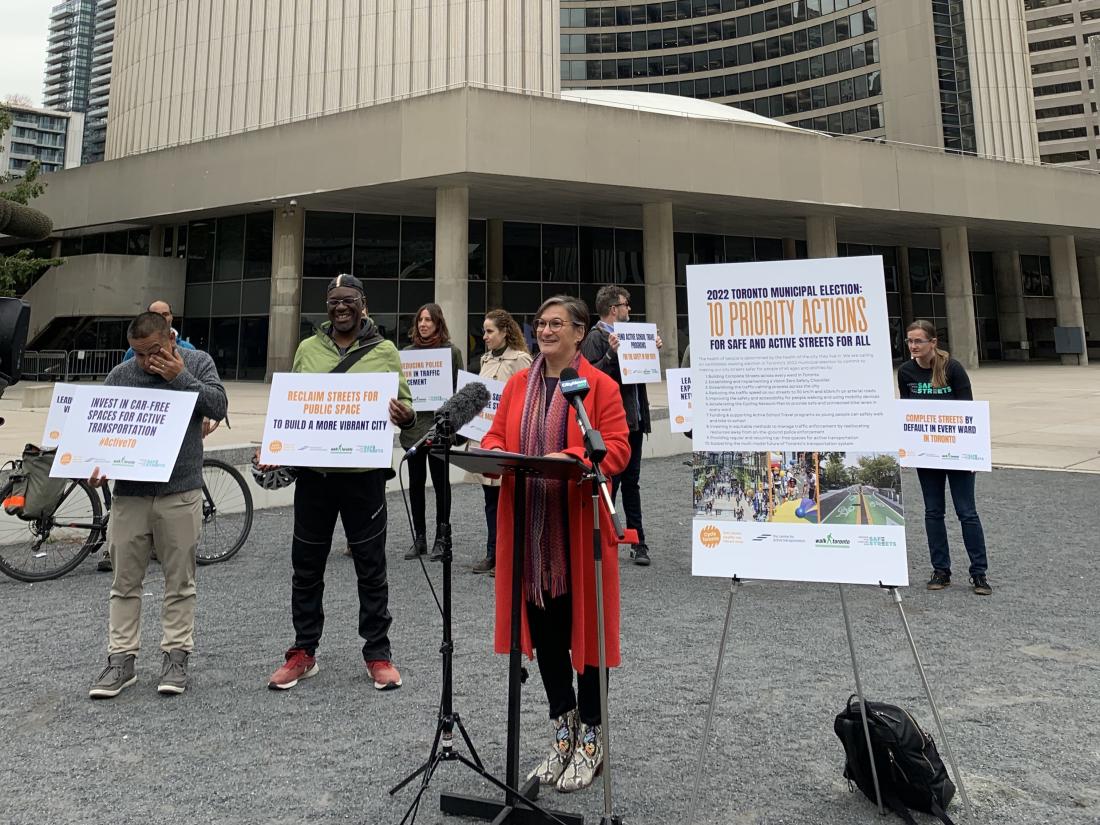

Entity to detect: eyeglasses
[612,302,631,309]
[906,338,932,346]
[326,296,361,308]
[534,319,581,332]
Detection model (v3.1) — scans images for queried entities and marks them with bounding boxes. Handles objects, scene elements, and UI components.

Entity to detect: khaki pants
[107,489,202,656]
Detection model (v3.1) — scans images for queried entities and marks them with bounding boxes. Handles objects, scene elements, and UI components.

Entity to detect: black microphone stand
[567,401,625,825]
[389,416,575,825]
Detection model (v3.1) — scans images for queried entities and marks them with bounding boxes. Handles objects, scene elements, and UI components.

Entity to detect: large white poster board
[666,368,692,433]
[897,400,991,472]
[41,383,77,448]
[613,322,661,384]
[455,370,505,442]
[399,349,454,412]
[49,386,198,482]
[688,257,907,586]
[259,373,398,468]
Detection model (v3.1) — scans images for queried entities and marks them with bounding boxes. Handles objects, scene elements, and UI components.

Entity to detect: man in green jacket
[267,273,416,692]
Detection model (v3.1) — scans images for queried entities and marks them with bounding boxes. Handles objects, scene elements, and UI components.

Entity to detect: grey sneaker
[89,653,136,699]
[157,649,190,695]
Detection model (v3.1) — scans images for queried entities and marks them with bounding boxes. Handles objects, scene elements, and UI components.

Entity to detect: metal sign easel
[687,577,973,824]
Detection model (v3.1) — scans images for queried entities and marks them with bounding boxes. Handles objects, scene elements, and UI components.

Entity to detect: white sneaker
[526,709,576,788]
[557,721,603,793]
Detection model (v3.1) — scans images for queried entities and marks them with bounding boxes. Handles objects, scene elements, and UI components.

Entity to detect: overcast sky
[0,1,51,106]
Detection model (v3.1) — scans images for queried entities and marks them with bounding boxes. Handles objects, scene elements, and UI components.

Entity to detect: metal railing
[21,349,126,382]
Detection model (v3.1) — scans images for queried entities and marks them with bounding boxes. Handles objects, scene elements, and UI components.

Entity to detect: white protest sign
[666,368,692,433]
[399,348,453,412]
[50,386,198,482]
[259,372,398,468]
[897,400,991,472]
[41,383,78,448]
[687,257,907,587]
[455,370,505,442]
[614,322,661,384]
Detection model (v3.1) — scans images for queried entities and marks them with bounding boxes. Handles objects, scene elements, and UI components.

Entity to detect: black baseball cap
[327,273,365,294]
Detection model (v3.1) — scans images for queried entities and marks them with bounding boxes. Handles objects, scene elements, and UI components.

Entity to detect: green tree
[821,452,848,489]
[854,453,901,491]
[0,107,63,296]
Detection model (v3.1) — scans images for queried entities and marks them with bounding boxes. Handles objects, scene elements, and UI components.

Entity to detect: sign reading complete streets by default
[260,373,398,469]
[897,399,991,472]
[687,257,907,587]
[49,386,198,482]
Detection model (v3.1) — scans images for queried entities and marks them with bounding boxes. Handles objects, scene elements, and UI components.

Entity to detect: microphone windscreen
[436,381,491,430]
[558,367,590,400]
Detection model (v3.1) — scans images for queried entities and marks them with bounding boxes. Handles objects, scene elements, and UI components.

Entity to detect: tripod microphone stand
[565,396,627,825]
[389,418,577,825]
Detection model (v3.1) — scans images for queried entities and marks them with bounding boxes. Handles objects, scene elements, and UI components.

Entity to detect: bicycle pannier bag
[19,444,68,520]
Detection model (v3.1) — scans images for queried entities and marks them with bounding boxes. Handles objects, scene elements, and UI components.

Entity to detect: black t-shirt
[896,357,973,400]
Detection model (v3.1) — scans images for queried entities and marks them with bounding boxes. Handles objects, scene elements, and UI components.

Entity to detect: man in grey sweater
[88,312,227,699]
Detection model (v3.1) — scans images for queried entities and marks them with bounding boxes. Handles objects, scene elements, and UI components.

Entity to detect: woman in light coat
[470,309,532,574]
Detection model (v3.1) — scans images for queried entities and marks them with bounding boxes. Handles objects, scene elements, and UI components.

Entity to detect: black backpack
[834,695,956,825]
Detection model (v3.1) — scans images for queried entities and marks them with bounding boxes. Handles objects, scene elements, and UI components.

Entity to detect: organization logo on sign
[857,535,898,548]
[50,430,60,440]
[268,440,283,453]
[675,415,685,425]
[60,453,73,465]
[941,453,959,461]
[898,449,907,458]
[699,525,721,548]
[815,533,851,548]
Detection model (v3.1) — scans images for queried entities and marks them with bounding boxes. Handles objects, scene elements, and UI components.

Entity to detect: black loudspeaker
[0,298,31,391]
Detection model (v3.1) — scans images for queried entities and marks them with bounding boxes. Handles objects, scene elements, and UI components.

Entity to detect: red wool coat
[481,357,632,670]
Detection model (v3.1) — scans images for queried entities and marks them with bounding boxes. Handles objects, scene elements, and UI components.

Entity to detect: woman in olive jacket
[469,309,532,574]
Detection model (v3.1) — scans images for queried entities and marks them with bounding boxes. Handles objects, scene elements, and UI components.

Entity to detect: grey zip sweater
[103,349,228,497]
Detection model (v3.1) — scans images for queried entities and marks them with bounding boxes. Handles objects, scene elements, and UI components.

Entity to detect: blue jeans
[916,468,988,577]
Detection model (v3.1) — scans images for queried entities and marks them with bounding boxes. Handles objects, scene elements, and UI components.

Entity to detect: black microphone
[404,381,491,458]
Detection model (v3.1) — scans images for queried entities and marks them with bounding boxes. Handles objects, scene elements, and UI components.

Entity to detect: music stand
[444,447,588,825]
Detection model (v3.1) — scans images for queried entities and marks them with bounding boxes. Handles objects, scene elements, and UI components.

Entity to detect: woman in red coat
[482,295,630,794]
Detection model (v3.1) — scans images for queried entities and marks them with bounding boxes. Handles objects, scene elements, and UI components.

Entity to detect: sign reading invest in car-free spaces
[49,386,197,482]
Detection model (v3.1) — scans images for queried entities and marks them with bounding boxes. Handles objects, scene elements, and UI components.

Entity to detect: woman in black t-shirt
[898,320,992,596]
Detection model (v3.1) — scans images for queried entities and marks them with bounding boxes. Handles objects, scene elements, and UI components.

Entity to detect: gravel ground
[1,456,1097,825]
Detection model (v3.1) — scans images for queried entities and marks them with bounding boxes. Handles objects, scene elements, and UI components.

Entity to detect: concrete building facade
[105,0,560,160]
[84,0,119,164]
[560,0,1040,161]
[42,0,97,115]
[1024,0,1100,167]
[1,104,85,178]
[5,2,1096,379]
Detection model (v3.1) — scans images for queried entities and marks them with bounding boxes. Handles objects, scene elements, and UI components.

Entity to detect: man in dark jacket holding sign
[88,312,227,699]
[581,285,661,567]
[264,274,416,693]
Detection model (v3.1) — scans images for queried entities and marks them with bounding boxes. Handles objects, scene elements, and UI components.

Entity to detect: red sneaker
[365,659,402,690]
[268,648,318,690]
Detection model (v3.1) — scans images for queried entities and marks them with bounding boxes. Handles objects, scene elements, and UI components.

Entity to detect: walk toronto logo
[815,533,851,548]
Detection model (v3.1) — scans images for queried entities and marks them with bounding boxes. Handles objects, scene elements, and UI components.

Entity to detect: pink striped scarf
[518,353,580,607]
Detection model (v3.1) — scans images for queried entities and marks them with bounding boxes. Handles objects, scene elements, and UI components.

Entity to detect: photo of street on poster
[687,257,907,586]
[49,385,198,482]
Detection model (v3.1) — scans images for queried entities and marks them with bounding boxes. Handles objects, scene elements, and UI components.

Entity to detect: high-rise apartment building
[561,0,1039,162]
[84,0,117,163]
[1,104,85,178]
[42,0,96,114]
[1025,0,1100,167]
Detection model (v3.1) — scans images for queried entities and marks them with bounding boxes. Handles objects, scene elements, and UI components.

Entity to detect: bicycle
[0,457,254,583]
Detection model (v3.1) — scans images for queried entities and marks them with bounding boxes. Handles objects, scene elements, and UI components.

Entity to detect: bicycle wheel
[0,481,104,582]
[196,458,253,565]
